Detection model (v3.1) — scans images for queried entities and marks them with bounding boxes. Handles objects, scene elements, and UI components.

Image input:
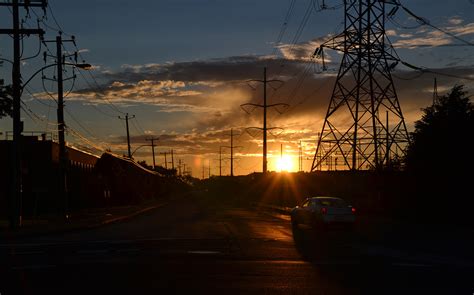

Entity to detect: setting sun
[276,155,295,172]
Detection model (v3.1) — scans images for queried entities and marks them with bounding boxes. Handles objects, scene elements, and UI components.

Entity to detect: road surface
[0,194,472,294]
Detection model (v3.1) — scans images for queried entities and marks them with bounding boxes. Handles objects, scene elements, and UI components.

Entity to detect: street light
[131,144,151,157]
[12,61,91,226]
[21,62,91,91]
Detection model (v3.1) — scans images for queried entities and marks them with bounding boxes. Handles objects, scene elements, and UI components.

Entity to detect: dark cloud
[101,56,306,84]
[68,54,474,171]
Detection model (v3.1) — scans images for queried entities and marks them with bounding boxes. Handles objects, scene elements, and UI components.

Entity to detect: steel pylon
[311,0,410,171]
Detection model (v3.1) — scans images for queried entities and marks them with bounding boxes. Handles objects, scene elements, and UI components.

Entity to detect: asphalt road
[0,194,472,294]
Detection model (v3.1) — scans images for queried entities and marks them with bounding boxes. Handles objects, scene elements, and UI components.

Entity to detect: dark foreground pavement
[0,194,472,294]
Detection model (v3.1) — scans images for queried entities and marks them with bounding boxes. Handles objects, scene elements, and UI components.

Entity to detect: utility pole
[241,67,288,174]
[280,144,283,172]
[219,146,223,176]
[160,151,168,169]
[208,159,211,178]
[43,34,78,219]
[171,149,175,170]
[231,130,234,176]
[118,113,135,158]
[222,129,242,177]
[202,161,205,179]
[146,137,159,169]
[299,141,303,172]
[178,159,182,176]
[1,0,46,228]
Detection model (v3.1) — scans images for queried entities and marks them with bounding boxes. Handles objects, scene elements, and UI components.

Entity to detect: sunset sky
[1,0,473,176]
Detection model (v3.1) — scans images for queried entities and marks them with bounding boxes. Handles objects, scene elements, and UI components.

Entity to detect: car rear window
[317,198,347,208]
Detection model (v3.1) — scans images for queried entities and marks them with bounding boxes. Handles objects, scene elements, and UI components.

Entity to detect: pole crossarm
[0,28,44,35]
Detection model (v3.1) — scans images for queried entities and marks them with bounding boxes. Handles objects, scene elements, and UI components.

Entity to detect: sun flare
[276,155,295,172]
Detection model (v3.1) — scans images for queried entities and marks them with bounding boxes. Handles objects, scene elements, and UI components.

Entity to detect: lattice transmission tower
[311,0,410,171]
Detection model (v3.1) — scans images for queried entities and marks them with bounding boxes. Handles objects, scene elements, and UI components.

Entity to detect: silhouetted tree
[0,83,13,119]
[405,85,474,173]
[406,85,474,174]
[404,85,474,223]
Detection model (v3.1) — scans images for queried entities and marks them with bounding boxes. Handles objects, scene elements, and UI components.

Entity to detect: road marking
[11,264,56,270]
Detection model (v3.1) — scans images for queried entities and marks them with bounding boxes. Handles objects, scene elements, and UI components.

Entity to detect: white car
[291,196,356,231]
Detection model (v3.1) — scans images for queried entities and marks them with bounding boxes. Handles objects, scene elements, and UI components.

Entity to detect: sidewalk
[0,202,166,240]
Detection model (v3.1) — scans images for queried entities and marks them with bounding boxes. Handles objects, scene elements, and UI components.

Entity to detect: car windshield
[317,198,348,208]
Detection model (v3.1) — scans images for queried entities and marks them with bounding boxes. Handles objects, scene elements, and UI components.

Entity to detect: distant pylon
[311,0,410,171]
[241,67,288,173]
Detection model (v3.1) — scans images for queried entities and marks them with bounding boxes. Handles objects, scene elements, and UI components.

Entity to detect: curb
[99,204,165,226]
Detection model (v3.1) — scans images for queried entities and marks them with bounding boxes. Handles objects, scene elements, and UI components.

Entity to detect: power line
[390,2,474,47]
[272,0,297,56]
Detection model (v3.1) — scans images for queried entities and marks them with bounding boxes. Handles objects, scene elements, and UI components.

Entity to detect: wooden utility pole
[219,146,223,176]
[299,141,303,172]
[146,137,159,169]
[118,113,135,158]
[280,143,283,172]
[231,129,234,176]
[160,151,168,169]
[171,149,175,170]
[0,0,46,228]
[43,34,77,218]
[208,159,211,178]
